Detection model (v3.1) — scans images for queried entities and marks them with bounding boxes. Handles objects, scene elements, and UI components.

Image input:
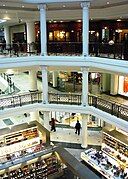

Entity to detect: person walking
[49,118,60,132]
[75,120,81,135]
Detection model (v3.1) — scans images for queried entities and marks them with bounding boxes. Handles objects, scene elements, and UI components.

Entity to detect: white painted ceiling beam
[23,0,91,4]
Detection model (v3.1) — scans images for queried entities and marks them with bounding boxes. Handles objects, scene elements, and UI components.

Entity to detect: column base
[81,144,88,149]
[29,89,38,93]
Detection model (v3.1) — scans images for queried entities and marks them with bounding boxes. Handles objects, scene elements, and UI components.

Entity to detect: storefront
[118,76,128,97]
[81,129,128,179]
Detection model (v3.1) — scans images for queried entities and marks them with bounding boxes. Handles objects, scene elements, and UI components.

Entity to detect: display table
[81,148,128,179]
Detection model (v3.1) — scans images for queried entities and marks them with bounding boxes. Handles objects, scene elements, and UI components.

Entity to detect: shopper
[75,120,81,135]
[49,118,59,132]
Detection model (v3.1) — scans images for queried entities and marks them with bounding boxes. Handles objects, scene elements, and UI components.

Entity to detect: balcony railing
[0,42,125,60]
[0,91,127,121]
[88,95,128,121]
[48,92,81,105]
[0,91,42,110]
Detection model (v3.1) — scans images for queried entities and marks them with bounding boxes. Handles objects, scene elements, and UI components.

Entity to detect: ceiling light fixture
[62,5,66,7]
[22,5,25,8]
[107,1,110,4]
[0,19,6,23]
[3,4,6,6]
[117,19,121,21]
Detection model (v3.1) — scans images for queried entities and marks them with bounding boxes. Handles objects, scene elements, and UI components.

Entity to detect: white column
[4,26,10,44]
[29,69,37,91]
[38,4,47,56]
[98,118,101,127]
[81,2,90,56]
[101,73,107,92]
[42,66,48,104]
[81,67,89,106]
[30,111,39,122]
[110,74,119,95]
[81,114,88,148]
[26,21,35,52]
[52,71,58,87]
[26,21,35,44]
[43,111,50,131]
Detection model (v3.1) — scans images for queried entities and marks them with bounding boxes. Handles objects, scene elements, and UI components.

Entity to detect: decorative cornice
[38,4,47,10]
[81,1,90,8]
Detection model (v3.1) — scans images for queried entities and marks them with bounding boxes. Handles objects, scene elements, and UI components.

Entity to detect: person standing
[75,120,81,135]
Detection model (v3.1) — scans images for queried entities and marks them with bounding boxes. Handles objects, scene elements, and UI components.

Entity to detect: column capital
[42,65,48,71]
[38,3,47,10]
[81,67,89,72]
[81,1,90,8]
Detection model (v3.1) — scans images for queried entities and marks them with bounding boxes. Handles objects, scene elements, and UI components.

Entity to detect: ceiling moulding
[23,0,92,3]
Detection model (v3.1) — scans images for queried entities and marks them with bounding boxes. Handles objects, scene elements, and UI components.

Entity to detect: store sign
[123,77,128,93]
[118,76,128,97]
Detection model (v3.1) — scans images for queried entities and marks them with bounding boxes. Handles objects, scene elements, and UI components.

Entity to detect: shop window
[54,30,66,41]
[49,32,53,41]
[123,77,128,93]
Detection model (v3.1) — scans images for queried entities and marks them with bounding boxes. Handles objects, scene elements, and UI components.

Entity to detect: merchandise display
[0,143,44,165]
[0,153,62,179]
[0,127,45,164]
[102,131,128,166]
[81,148,128,179]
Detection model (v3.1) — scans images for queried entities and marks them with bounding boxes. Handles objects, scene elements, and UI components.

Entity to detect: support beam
[38,4,47,56]
[81,2,90,56]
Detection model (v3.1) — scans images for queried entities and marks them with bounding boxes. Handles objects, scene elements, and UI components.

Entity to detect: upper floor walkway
[0,42,127,61]
[0,91,127,131]
[0,53,128,75]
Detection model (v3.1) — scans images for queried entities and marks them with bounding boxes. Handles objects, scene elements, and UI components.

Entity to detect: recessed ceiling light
[62,5,66,8]
[117,19,121,21]
[107,1,110,4]
[22,5,24,8]
[77,20,81,22]
[3,17,11,20]
[3,4,5,6]
[60,21,63,23]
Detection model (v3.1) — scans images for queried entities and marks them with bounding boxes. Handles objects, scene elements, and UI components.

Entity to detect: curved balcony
[0,91,127,122]
[0,42,126,60]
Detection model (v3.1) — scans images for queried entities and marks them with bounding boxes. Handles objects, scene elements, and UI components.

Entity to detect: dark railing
[88,95,128,121]
[47,42,124,60]
[0,42,125,60]
[48,92,81,105]
[0,91,42,110]
[0,91,127,121]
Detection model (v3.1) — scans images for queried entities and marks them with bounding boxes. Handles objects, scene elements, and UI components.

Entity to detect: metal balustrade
[48,92,81,105]
[0,91,127,121]
[0,91,42,110]
[0,42,125,60]
[88,95,128,121]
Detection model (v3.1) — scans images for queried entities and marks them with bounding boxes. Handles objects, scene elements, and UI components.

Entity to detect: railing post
[111,103,114,115]
[117,105,120,118]
[19,95,22,106]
